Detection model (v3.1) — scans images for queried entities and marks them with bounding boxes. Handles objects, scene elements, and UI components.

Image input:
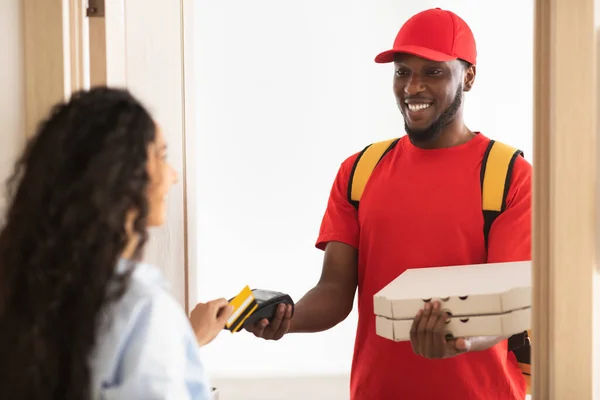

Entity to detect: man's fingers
[424,302,441,353]
[272,305,293,339]
[418,302,432,356]
[268,304,286,332]
[248,319,268,338]
[410,308,423,354]
[275,316,291,340]
[285,304,293,319]
[433,310,450,357]
[410,309,423,335]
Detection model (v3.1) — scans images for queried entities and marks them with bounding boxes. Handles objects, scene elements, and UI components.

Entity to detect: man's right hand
[245,303,294,340]
[247,241,358,339]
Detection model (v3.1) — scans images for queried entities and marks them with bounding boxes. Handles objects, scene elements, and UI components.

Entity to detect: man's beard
[404,85,463,145]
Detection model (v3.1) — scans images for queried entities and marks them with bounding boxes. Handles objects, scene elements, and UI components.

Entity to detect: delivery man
[246,8,532,400]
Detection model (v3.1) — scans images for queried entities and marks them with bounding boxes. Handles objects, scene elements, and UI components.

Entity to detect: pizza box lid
[373,260,531,320]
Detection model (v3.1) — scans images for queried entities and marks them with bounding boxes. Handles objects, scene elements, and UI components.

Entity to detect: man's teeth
[407,103,431,112]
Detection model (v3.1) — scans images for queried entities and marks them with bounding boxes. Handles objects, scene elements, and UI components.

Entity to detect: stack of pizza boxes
[373,261,531,341]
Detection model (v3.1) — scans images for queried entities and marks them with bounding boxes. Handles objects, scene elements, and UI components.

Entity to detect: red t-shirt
[316,133,532,400]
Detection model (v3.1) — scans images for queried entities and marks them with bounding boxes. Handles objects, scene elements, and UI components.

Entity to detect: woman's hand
[189,298,233,347]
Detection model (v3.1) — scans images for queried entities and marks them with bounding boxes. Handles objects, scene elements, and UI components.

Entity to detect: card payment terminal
[225,287,294,333]
[241,289,294,329]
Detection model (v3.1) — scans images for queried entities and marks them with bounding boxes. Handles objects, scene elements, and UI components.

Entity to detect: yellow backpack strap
[480,139,524,245]
[482,139,529,394]
[347,138,399,209]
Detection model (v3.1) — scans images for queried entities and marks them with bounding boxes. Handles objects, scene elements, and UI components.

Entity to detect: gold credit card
[226,285,258,333]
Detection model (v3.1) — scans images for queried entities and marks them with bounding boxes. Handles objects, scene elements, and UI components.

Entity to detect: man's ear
[463,65,476,92]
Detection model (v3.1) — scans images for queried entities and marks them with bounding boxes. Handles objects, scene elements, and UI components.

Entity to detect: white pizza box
[373,261,531,320]
[376,307,531,342]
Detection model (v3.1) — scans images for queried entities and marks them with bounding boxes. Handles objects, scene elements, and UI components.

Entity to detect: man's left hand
[409,300,470,359]
[409,301,506,359]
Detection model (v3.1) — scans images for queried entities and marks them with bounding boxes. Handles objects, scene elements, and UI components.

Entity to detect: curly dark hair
[0,87,157,400]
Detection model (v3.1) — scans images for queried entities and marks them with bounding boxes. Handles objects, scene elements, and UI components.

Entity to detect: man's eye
[395,69,409,77]
[427,69,442,76]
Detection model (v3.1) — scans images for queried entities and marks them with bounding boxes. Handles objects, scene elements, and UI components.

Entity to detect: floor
[211,375,350,400]
[211,376,533,400]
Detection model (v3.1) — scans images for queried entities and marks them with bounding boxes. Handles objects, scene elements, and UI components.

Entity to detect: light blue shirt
[90,259,212,400]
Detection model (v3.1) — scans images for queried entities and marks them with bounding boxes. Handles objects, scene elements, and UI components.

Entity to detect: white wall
[0,0,25,208]
[104,0,190,309]
[194,0,534,378]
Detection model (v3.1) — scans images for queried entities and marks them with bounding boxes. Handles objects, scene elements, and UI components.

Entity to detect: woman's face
[146,125,178,226]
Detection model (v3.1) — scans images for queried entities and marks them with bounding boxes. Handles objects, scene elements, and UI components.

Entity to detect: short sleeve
[486,155,532,263]
[100,292,213,400]
[315,154,360,251]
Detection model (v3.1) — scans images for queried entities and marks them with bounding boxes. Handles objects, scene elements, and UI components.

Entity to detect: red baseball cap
[374,8,477,65]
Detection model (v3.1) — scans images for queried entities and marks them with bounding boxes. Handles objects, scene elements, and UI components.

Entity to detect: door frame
[181,0,199,312]
[22,0,198,313]
[531,0,597,398]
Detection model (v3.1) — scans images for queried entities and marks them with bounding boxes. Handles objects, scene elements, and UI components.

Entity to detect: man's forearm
[289,283,354,333]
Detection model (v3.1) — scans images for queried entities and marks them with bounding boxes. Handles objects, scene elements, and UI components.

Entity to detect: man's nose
[404,75,425,96]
